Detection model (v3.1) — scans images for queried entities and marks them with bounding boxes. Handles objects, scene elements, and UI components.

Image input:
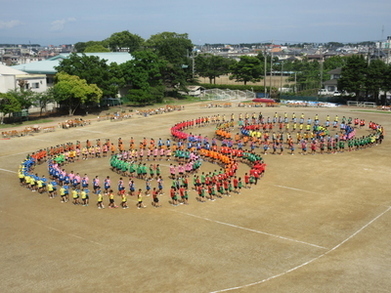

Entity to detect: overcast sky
[1,0,390,46]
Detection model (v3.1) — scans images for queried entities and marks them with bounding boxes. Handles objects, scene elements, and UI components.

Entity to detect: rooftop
[12,52,133,75]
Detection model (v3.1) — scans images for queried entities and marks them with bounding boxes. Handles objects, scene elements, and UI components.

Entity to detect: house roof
[12,52,133,75]
[0,63,31,75]
[327,67,342,74]
[324,79,338,86]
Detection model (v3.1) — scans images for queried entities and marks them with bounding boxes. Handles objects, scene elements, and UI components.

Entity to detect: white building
[0,64,47,93]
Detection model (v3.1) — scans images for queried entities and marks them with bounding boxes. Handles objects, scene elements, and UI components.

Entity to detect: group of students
[20,110,385,211]
[213,111,385,156]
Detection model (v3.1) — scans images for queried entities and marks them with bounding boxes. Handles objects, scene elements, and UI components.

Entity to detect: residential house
[0,64,47,93]
[12,52,133,89]
[322,67,341,93]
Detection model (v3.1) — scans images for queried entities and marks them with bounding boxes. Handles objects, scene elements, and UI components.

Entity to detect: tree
[338,55,367,99]
[34,88,56,116]
[0,93,21,124]
[53,72,103,115]
[106,31,144,53]
[229,56,263,85]
[145,32,193,89]
[126,89,154,106]
[364,59,388,104]
[321,56,347,82]
[7,88,36,109]
[195,54,234,84]
[323,56,347,72]
[382,64,391,105]
[74,40,109,53]
[55,53,123,97]
[120,50,166,104]
[84,44,110,53]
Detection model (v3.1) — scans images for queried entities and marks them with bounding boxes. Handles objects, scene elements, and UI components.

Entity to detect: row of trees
[0,88,56,123]
[338,55,391,104]
[194,53,348,89]
[45,30,391,108]
[2,31,390,121]
[196,52,391,104]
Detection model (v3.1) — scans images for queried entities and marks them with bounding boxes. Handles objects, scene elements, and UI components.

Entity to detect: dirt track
[1,103,390,293]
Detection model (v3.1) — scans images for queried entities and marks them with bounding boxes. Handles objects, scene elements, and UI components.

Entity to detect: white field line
[210,206,391,293]
[0,168,17,174]
[2,210,106,247]
[175,210,327,250]
[273,184,320,195]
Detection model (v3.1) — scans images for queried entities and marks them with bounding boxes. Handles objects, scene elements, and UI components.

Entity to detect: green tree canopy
[7,89,36,109]
[120,50,166,104]
[55,53,124,97]
[106,31,144,53]
[53,72,103,115]
[0,92,21,123]
[34,88,57,116]
[195,53,234,84]
[365,59,388,104]
[338,55,367,98]
[74,40,109,53]
[229,55,264,85]
[323,55,347,72]
[84,44,111,53]
[145,32,193,88]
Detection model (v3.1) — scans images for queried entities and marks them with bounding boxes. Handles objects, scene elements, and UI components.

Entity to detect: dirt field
[1,103,390,293]
[198,75,292,88]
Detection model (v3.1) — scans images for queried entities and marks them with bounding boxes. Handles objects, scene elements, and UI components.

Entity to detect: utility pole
[294,72,297,93]
[280,60,284,92]
[192,48,195,79]
[269,40,274,98]
[319,55,324,89]
[264,46,267,97]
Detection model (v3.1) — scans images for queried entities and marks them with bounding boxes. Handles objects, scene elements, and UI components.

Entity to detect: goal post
[199,89,255,101]
[347,101,359,107]
[363,102,376,108]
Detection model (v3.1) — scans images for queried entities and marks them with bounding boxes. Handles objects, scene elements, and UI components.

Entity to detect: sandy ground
[1,103,390,293]
[198,75,293,88]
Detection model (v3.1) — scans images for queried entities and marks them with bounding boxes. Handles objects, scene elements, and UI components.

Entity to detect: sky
[1,0,390,46]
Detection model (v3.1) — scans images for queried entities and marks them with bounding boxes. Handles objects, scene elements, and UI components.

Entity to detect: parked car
[333,91,342,97]
[318,89,328,95]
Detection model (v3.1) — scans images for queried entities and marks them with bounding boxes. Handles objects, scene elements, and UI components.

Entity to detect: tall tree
[120,50,166,104]
[34,88,56,116]
[229,56,263,85]
[323,56,347,72]
[381,64,391,104]
[338,55,367,98]
[74,40,109,53]
[145,32,193,89]
[365,59,388,104]
[106,31,144,53]
[55,53,123,97]
[7,89,36,110]
[84,44,111,53]
[53,72,102,115]
[0,93,21,124]
[195,54,234,84]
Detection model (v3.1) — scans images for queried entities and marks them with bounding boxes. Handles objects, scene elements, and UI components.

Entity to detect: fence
[200,89,255,101]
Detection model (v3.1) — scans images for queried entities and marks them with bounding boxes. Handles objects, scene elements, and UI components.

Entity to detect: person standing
[137,189,146,209]
[121,192,128,209]
[96,187,104,209]
[108,190,117,208]
[81,188,89,206]
[151,187,161,207]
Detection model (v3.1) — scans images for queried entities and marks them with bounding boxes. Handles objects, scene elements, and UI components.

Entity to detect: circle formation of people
[18,110,384,210]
